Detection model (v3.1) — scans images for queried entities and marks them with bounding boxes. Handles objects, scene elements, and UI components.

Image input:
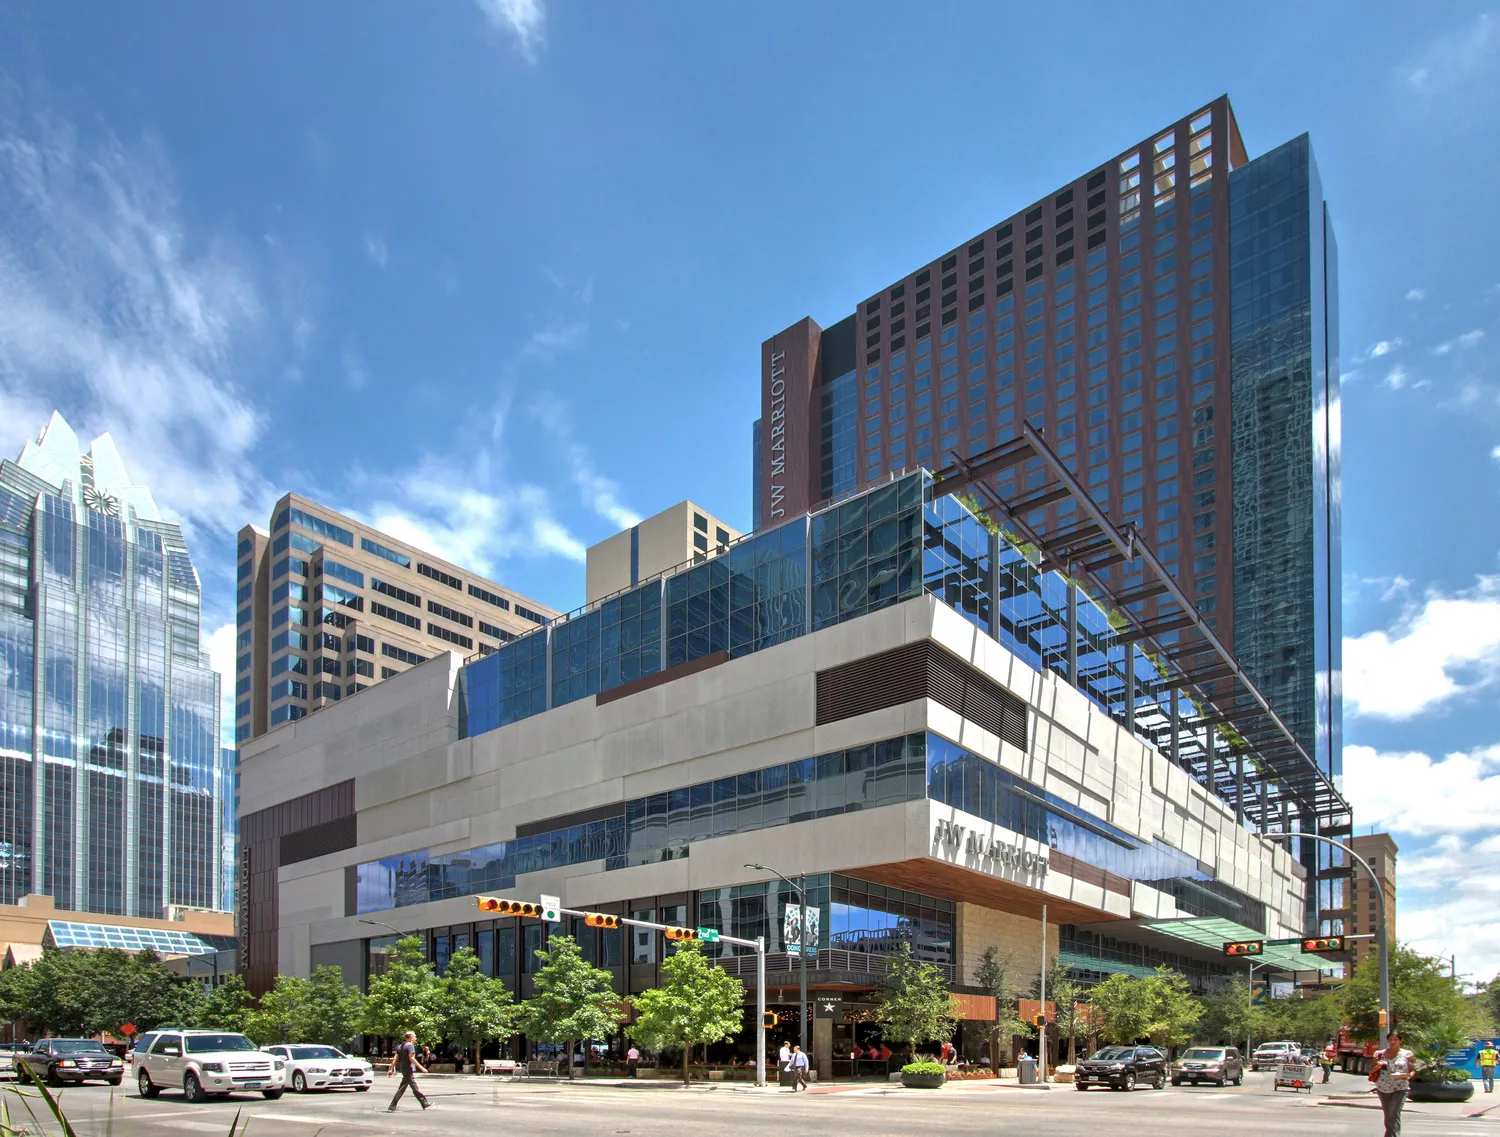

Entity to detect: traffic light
[762,1011,779,1029]
[584,913,620,929]
[476,897,543,917]
[1223,940,1264,956]
[664,926,699,942]
[1302,936,1345,953]
[1032,1012,1047,1028]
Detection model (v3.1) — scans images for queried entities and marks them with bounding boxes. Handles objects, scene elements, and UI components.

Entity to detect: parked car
[1250,1041,1302,1071]
[134,1030,285,1102]
[1171,1045,1244,1086]
[0,1044,30,1080]
[1074,1045,1168,1090]
[260,1045,374,1093]
[18,1039,125,1086]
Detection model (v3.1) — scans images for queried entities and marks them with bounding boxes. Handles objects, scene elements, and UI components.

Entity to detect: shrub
[901,1061,948,1076]
[1413,1064,1472,1084]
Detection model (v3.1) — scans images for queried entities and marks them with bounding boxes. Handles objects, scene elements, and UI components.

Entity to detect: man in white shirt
[778,1042,792,1089]
[791,1044,810,1091]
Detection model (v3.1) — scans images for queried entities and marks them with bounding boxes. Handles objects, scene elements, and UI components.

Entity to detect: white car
[135,1030,286,1102]
[1250,1041,1302,1071]
[261,1045,374,1093]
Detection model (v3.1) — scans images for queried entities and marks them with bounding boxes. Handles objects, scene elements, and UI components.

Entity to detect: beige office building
[586,501,740,605]
[235,495,559,743]
[1346,833,1397,972]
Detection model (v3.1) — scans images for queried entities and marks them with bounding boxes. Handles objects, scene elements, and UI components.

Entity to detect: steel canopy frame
[933,421,1349,835]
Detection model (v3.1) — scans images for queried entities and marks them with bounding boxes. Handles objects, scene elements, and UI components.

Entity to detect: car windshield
[184,1035,257,1054]
[49,1041,109,1054]
[1089,1047,1136,1061]
[289,1047,344,1060]
[1184,1049,1225,1060]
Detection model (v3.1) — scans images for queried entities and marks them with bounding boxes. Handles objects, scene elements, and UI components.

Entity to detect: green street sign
[697,927,721,942]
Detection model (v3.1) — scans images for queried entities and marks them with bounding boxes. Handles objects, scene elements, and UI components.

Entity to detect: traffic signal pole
[476,897,770,1087]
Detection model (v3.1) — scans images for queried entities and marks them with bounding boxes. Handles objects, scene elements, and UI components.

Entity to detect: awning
[1142,917,1332,972]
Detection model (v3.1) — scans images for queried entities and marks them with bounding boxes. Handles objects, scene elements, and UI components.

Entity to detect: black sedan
[19,1039,125,1086]
[1074,1045,1168,1091]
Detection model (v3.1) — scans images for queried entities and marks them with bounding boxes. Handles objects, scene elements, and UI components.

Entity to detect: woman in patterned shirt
[1371,1031,1414,1137]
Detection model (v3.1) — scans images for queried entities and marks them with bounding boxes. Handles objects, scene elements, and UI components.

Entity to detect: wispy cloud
[341,342,368,390]
[1404,11,1498,92]
[1406,288,1426,302]
[474,0,546,63]
[1383,364,1409,390]
[1435,328,1486,354]
[362,232,388,269]
[530,395,641,530]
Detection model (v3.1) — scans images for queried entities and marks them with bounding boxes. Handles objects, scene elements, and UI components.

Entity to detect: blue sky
[1,1,1498,980]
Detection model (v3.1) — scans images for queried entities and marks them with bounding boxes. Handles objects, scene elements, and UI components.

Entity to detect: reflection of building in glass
[0,412,226,915]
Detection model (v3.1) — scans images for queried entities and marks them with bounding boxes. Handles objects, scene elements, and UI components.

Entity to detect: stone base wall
[955,902,1057,989]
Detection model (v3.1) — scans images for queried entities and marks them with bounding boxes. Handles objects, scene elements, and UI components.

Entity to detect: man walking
[791,1043,810,1091]
[387,1031,431,1112]
[1479,1040,1498,1094]
[1320,1043,1335,1083]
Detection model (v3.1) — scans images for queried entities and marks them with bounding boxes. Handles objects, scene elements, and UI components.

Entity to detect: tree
[1486,975,1500,1031]
[302,965,365,1048]
[1341,944,1469,1049]
[974,946,1031,1067]
[0,947,201,1037]
[431,948,514,1070]
[518,935,622,1078]
[245,974,310,1044]
[1089,968,1201,1050]
[1045,963,1084,1065]
[628,942,745,1086]
[196,975,254,1033]
[360,936,440,1043]
[873,943,954,1056]
[1195,977,1256,1047]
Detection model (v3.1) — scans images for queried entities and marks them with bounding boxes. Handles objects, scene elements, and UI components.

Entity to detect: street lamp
[358,918,409,939]
[1270,832,1391,1045]
[746,863,810,1057]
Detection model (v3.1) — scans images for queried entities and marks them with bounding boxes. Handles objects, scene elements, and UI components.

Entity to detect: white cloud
[1492,444,1500,461]
[1406,288,1426,302]
[1368,339,1401,359]
[1343,743,1500,836]
[1344,576,1500,719]
[1383,365,1408,390]
[529,396,641,531]
[204,621,239,747]
[474,0,545,63]
[1435,328,1485,354]
[362,232,388,269]
[0,109,276,549]
[1404,11,1497,92]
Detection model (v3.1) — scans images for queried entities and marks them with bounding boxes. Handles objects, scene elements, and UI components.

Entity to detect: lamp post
[358,918,408,938]
[1271,832,1391,1044]
[746,863,810,1057]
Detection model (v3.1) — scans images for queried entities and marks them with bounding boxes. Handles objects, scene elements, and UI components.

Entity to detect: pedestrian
[791,1044,810,1091]
[387,1031,431,1112]
[1320,1043,1336,1084]
[1479,1041,1498,1094]
[778,1040,792,1089]
[1371,1031,1413,1137]
[627,1044,640,1078]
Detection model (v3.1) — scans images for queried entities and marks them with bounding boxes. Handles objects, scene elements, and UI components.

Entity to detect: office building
[751,94,1340,795]
[1345,833,1397,973]
[585,501,740,605]
[235,495,559,744]
[239,471,1338,1075]
[0,412,229,916]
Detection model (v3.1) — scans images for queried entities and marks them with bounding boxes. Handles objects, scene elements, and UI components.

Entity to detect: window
[515,604,548,625]
[478,619,513,642]
[715,526,730,545]
[380,666,401,679]
[372,578,421,607]
[693,532,708,552]
[468,583,511,610]
[381,643,428,666]
[693,512,707,532]
[361,537,411,567]
[354,658,374,678]
[371,601,421,629]
[427,600,475,628]
[417,562,462,590]
[428,623,473,650]
[289,508,354,547]
[322,559,365,588]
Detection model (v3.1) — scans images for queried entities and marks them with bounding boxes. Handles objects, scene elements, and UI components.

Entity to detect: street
[17,1069,1487,1137]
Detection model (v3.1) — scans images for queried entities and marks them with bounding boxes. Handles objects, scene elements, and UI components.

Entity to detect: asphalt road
[7,1068,1487,1137]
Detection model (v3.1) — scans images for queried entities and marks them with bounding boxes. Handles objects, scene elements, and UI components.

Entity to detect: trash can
[1017,1056,1038,1085]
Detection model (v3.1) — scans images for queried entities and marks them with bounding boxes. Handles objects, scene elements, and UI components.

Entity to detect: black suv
[19,1039,125,1086]
[1074,1045,1168,1091]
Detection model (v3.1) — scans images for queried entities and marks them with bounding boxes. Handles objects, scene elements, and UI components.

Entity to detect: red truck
[1334,1026,1377,1074]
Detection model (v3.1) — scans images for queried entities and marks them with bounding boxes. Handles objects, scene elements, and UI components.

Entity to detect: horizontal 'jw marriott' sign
[934,818,1049,876]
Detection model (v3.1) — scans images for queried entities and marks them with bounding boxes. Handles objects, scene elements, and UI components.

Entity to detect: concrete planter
[901,1072,947,1089]
[1408,1080,1474,1103]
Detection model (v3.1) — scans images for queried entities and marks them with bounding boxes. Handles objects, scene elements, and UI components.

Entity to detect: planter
[1409,1080,1474,1103]
[901,1072,947,1089]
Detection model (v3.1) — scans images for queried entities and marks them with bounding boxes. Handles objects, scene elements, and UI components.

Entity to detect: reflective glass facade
[0,418,227,914]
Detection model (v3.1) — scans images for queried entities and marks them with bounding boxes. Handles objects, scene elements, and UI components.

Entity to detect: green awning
[1142,917,1332,972]
[1056,949,1161,980]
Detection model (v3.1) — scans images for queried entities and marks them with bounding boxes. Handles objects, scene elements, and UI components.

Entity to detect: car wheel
[183,1072,206,1104]
[1234,1072,1243,1086]
[138,1069,160,1098]
[1155,1073,1165,1089]
[1076,1082,1088,1091]
[108,1078,122,1086]
[263,1088,284,1100]
[292,1072,307,1093]
[356,1086,370,1092]
[1171,1078,1182,1086]
[1123,1072,1136,1091]
[45,1066,63,1088]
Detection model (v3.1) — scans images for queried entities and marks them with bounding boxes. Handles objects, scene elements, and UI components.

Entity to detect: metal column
[1066,577,1078,685]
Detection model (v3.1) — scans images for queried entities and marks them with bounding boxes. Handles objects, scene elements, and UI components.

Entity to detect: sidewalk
[1318,1090,1500,1123]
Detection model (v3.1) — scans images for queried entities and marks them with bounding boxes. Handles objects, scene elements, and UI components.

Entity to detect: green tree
[1090,968,1201,1049]
[1195,977,1256,1047]
[1046,964,1084,1065]
[1341,944,1469,1049]
[196,975,254,1033]
[518,935,622,1078]
[628,942,745,1085]
[302,965,365,1048]
[245,974,310,1044]
[873,942,954,1055]
[974,946,1031,1067]
[431,948,514,1070]
[1485,975,1500,1031]
[359,936,440,1043]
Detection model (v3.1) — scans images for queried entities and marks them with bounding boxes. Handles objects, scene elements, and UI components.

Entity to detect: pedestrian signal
[584,913,620,929]
[762,1011,779,1029]
[476,897,542,917]
[1223,940,1264,956]
[664,926,699,942]
[1302,936,1345,953]
[1032,1013,1047,1028]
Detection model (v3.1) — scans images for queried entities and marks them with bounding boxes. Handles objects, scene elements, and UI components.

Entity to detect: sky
[1,1,1498,983]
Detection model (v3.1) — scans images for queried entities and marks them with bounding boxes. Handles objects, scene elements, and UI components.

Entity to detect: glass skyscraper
[0,412,227,915]
[752,95,1340,788]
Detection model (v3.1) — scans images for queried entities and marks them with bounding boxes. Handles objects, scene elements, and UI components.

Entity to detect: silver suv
[135,1030,286,1102]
